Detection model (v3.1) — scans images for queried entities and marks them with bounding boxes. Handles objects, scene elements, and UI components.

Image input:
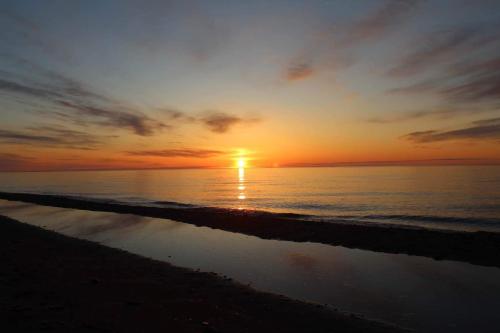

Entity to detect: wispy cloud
[366,105,497,123]
[0,152,33,171]
[0,56,167,136]
[392,56,500,104]
[402,117,500,143]
[1,56,260,137]
[387,26,495,77]
[126,148,224,158]
[0,126,106,150]
[158,108,260,134]
[366,110,448,123]
[441,57,500,104]
[158,108,196,122]
[200,112,260,134]
[57,101,168,136]
[283,0,422,82]
[387,79,436,95]
[387,20,500,106]
[341,0,422,47]
[285,62,314,82]
[0,7,72,63]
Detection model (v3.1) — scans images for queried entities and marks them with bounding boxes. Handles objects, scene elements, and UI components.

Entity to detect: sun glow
[233,149,251,169]
[237,158,246,168]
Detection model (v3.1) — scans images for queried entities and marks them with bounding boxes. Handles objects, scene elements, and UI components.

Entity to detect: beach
[0,214,400,333]
[1,191,499,268]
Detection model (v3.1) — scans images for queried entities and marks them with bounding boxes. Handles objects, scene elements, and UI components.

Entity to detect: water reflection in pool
[1,199,499,332]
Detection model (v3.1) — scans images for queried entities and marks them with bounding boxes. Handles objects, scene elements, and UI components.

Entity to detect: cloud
[341,0,422,46]
[366,109,452,123]
[387,22,500,104]
[282,0,421,82]
[126,148,224,158]
[0,78,62,99]
[366,105,497,123]
[0,126,106,150]
[0,58,256,137]
[387,26,494,77]
[0,7,72,63]
[402,117,500,143]
[0,152,33,171]
[200,112,260,134]
[0,57,167,136]
[158,108,259,134]
[440,57,500,104]
[57,101,167,136]
[159,108,196,122]
[286,62,314,81]
[387,79,436,95]
[472,117,500,126]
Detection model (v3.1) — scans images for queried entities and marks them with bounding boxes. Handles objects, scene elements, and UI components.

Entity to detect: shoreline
[0,215,400,332]
[0,191,499,268]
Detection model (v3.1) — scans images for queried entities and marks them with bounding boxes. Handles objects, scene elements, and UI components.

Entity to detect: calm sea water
[0,166,499,232]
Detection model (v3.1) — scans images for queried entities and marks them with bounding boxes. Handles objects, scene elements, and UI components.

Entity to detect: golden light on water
[236,152,247,206]
[238,165,245,201]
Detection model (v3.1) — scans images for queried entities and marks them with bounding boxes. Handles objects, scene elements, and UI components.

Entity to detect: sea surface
[0,165,499,232]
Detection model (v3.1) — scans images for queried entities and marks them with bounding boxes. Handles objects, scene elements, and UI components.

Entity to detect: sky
[1,0,500,171]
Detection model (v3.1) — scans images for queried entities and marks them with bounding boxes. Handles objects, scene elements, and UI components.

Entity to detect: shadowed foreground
[0,215,401,333]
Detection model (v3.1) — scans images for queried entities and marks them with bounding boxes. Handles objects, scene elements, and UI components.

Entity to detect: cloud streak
[126,148,224,158]
[0,57,167,136]
[402,117,500,143]
[1,57,260,137]
[283,0,422,82]
[57,101,167,136]
[200,112,260,134]
[387,26,494,77]
[285,63,314,82]
[366,105,498,123]
[392,56,500,104]
[0,126,106,150]
[0,152,33,171]
[388,21,500,109]
[342,0,422,46]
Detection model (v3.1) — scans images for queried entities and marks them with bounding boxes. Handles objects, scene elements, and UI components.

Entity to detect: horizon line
[1,158,500,173]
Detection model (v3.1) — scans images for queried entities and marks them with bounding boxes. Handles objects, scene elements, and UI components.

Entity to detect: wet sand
[0,215,401,333]
[0,191,499,268]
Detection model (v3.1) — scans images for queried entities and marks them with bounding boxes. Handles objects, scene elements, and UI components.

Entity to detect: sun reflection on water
[237,157,246,208]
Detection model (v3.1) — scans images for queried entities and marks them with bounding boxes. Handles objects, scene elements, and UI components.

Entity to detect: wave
[2,190,500,267]
[24,191,500,232]
[307,214,500,229]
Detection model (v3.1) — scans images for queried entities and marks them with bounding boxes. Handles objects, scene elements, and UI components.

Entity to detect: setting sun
[237,158,246,168]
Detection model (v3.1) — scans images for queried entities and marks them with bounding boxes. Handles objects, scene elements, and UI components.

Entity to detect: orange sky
[1,1,500,171]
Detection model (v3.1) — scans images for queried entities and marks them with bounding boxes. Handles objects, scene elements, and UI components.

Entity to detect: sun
[237,158,246,168]
[233,149,251,168]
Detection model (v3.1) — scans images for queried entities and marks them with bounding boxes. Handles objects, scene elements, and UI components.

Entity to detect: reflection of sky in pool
[1,199,500,332]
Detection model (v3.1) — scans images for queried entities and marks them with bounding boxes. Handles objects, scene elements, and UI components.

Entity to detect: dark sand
[0,215,401,333]
[1,191,500,268]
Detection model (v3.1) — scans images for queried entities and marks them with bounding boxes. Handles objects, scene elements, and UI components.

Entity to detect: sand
[0,215,402,332]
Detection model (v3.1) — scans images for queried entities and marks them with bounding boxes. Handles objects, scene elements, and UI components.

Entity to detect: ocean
[0,165,499,232]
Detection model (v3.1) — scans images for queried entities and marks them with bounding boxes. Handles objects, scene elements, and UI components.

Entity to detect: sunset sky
[1,0,500,171]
